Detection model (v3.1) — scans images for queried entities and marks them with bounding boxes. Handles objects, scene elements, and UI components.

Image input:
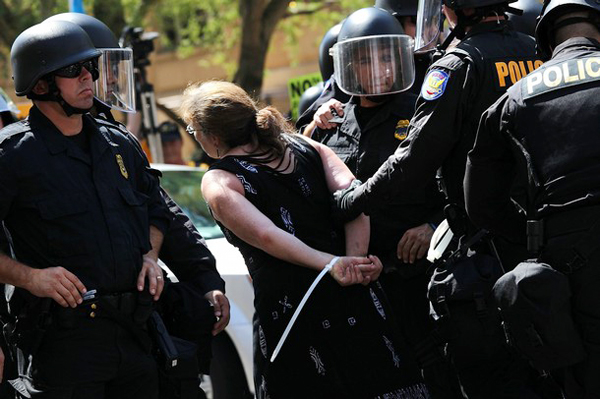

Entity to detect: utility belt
[527,204,600,273]
[53,291,152,329]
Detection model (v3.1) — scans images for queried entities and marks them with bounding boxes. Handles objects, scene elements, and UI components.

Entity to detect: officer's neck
[35,100,84,136]
[359,97,384,108]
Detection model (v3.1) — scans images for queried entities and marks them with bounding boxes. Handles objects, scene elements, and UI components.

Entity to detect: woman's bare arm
[201,169,373,280]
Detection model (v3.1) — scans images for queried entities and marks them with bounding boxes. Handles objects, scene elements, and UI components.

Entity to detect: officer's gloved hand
[332,179,368,223]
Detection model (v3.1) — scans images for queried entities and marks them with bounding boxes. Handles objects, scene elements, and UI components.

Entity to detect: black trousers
[540,215,600,399]
[379,265,465,399]
[26,316,157,399]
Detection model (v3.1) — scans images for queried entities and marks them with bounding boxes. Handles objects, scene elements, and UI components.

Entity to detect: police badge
[116,154,128,179]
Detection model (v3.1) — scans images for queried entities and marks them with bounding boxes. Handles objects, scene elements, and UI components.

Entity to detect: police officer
[44,12,229,323]
[334,0,545,397]
[335,0,540,251]
[301,0,432,137]
[42,13,230,398]
[465,1,600,397]
[0,20,170,398]
[313,7,458,397]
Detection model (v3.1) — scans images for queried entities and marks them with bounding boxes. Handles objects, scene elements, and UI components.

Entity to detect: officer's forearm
[145,225,164,262]
[0,252,35,291]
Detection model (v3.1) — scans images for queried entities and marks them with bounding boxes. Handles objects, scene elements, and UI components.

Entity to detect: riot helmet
[444,0,517,9]
[298,82,325,117]
[535,0,600,60]
[416,0,518,52]
[11,20,101,97]
[319,23,343,80]
[375,0,419,17]
[509,0,544,36]
[45,13,136,113]
[331,7,415,96]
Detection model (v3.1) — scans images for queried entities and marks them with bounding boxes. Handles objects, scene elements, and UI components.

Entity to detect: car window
[160,169,224,239]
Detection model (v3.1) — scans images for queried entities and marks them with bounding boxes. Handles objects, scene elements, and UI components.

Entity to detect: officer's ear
[31,79,50,96]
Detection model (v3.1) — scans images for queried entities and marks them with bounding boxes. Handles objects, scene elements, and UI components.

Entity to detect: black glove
[332,179,368,223]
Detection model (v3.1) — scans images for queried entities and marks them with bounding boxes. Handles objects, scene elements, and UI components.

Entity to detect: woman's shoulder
[209,156,259,174]
[285,134,321,159]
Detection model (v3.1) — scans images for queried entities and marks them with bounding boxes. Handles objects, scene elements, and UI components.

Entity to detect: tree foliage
[0,0,69,82]
[0,0,371,96]
[126,0,370,95]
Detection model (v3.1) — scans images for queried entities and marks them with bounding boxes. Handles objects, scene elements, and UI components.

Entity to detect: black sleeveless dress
[209,135,429,399]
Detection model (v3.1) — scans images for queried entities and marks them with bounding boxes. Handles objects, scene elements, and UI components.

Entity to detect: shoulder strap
[93,116,131,136]
[0,121,30,146]
[451,41,484,76]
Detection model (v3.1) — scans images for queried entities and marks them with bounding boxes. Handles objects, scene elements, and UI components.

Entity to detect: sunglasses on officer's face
[54,58,98,79]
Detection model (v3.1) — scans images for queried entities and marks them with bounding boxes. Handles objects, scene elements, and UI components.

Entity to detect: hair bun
[256,107,277,131]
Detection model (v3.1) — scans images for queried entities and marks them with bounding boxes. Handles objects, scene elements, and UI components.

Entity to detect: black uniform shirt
[93,100,225,294]
[358,21,540,211]
[314,94,444,257]
[465,37,600,242]
[0,106,170,293]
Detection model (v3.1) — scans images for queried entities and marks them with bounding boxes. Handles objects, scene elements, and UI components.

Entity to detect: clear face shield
[331,35,415,97]
[415,0,443,53]
[93,48,136,113]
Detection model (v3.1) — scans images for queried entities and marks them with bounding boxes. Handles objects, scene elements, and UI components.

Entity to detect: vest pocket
[118,186,151,253]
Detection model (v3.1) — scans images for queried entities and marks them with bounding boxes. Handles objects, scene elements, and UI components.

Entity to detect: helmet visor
[332,35,415,97]
[94,48,136,113]
[415,0,443,53]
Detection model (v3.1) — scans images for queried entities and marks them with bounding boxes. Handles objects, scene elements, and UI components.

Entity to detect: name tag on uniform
[522,57,600,100]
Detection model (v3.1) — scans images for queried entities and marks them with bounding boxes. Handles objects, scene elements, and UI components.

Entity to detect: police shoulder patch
[421,70,450,101]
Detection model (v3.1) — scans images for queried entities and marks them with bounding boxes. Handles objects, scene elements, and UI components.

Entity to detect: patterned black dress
[210,135,429,399]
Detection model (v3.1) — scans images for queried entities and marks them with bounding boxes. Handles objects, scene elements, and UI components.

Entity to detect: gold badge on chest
[394,119,410,141]
[116,154,128,179]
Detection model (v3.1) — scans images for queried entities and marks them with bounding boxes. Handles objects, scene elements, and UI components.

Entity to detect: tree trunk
[233,0,290,97]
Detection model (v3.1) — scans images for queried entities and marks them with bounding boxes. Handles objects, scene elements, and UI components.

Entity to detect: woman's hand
[330,256,379,286]
[360,255,383,284]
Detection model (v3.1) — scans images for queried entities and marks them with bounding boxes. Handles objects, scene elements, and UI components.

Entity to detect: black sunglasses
[54,58,98,79]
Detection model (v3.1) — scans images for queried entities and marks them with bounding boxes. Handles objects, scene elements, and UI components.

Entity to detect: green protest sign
[287,72,322,121]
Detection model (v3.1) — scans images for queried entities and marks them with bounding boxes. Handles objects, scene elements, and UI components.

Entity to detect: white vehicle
[155,163,255,399]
